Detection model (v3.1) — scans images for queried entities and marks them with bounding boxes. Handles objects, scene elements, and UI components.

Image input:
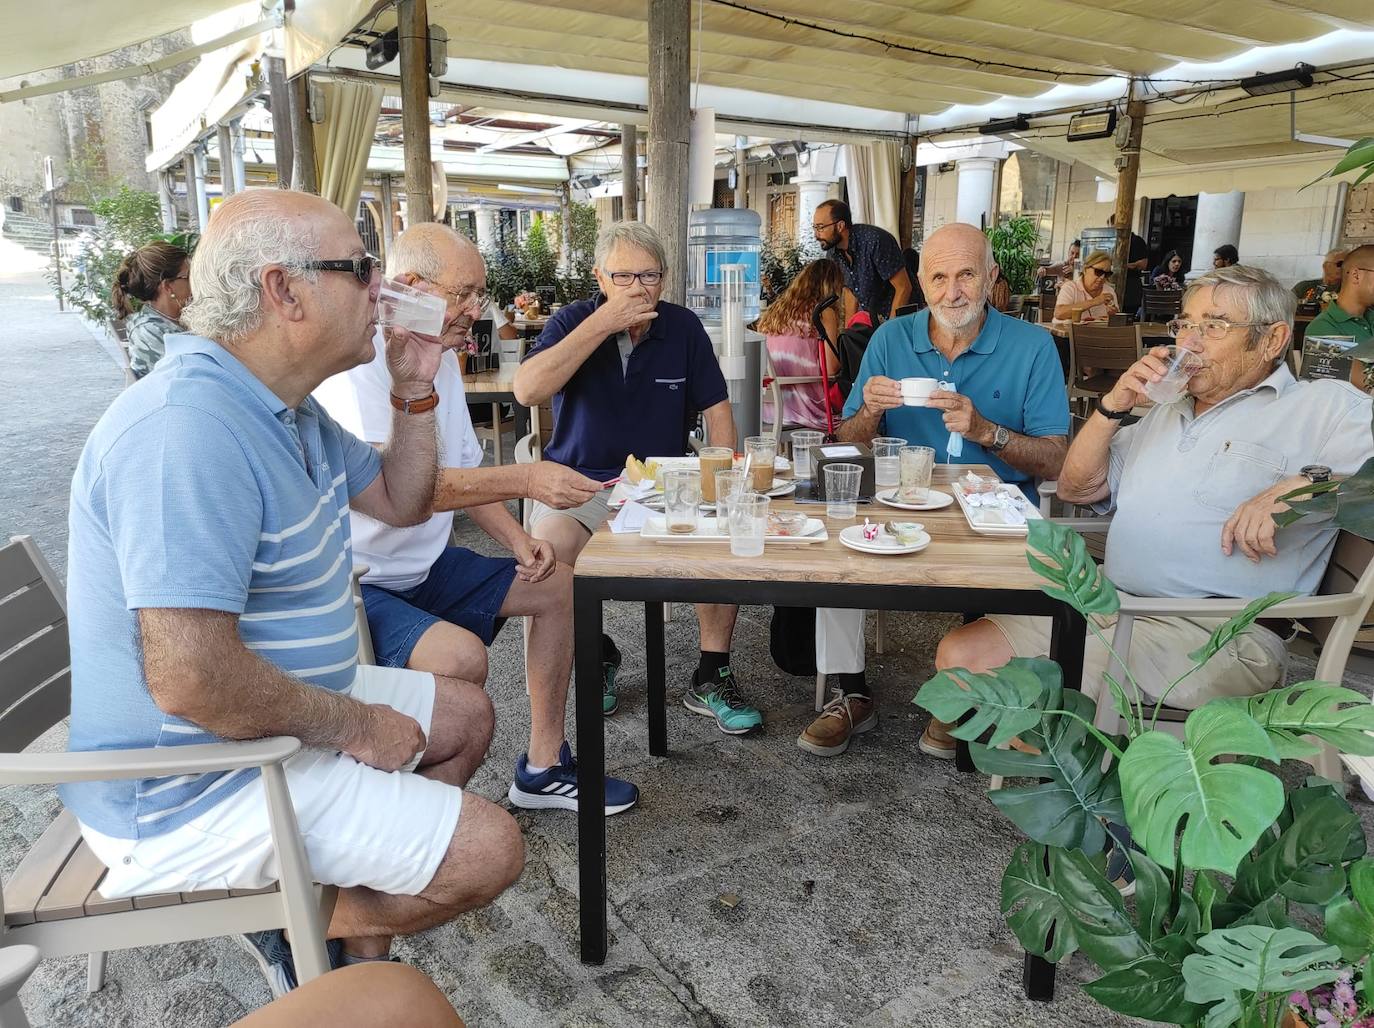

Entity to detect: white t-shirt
[313,330,484,591]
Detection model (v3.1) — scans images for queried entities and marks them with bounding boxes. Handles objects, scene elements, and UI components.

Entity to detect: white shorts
[81,665,462,898]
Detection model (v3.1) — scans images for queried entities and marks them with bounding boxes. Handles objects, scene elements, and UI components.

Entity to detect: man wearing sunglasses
[514,220,765,736]
[62,190,524,996]
[314,222,639,818]
[933,265,1372,731]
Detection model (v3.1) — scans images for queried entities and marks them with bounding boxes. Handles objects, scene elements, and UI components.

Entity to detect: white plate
[875,488,954,512]
[838,524,931,555]
[764,480,797,498]
[950,483,1043,536]
[640,515,828,544]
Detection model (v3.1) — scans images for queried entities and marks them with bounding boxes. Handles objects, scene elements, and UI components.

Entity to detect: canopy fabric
[844,141,903,238]
[312,80,384,215]
[0,0,261,79]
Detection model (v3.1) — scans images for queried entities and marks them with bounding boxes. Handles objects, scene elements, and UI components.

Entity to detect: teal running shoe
[683,667,763,735]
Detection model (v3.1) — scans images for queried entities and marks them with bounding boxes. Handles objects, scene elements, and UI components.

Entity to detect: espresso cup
[900,377,939,406]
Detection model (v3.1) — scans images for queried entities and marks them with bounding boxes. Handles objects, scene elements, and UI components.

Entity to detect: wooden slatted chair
[1067,323,1143,412]
[1140,288,1182,322]
[0,535,335,992]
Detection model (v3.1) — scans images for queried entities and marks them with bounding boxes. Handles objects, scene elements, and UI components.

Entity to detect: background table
[462,365,528,466]
[571,464,1086,1001]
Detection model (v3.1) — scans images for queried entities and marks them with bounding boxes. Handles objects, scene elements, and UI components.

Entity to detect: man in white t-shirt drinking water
[315,223,639,816]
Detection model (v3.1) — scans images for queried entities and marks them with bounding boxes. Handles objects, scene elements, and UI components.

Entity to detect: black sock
[601,633,621,666]
[696,649,731,684]
[833,671,870,698]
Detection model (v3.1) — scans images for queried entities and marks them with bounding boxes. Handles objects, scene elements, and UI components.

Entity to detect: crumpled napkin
[610,500,653,533]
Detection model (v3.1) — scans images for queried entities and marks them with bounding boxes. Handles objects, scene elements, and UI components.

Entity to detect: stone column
[474,204,499,252]
[955,157,998,229]
[794,175,837,242]
[1188,190,1245,278]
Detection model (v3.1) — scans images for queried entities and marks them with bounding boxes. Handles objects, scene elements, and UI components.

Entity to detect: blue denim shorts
[361,546,519,668]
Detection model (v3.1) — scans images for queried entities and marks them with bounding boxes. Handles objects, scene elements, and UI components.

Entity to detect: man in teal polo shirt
[1305,244,1374,344]
[800,222,1070,759]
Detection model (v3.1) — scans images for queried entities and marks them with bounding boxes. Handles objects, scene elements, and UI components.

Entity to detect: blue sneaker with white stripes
[507,741,639,815]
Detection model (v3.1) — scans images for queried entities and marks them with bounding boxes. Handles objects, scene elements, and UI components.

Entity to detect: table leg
[645,601,667,757]
[490,402,504,465]
[1020,602,1088,1002]
[574,581,608,965]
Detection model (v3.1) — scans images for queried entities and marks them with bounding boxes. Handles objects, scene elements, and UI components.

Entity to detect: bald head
[184,188,355,343]
[923,223,995,272]
[388,222,479,282]
[918,223,997,335]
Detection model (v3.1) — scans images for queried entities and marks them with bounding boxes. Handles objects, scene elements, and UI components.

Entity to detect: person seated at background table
[1150,250,1186,291]
[813,199,912,321]
[1042,239,1080,283]
[756,258,846,433]
[800,222,1070,758]
[513,220,764,735]
[1305,244,1374,344]
[929,264,1373,755]
[61,190,525,996]
[1053,248,1118,329]
[1214,244,1240,268]
[1292,247,1346,309]
[314,222,638,817]
[112,240,191,378]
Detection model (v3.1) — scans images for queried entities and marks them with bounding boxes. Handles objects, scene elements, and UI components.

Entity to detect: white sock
[525,762,549,775]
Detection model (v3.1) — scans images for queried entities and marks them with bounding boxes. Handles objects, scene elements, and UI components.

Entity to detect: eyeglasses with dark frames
[812,220,840,232]
[607,270,664,287]
[301,253,380,286]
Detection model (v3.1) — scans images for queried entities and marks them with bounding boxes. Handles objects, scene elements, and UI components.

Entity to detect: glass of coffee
[744,435,776,492]
[698,447,734,504]
[663,469,701,534]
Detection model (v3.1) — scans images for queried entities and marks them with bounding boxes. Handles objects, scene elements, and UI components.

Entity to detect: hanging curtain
[842,141,903,238]
[311,80,384,216]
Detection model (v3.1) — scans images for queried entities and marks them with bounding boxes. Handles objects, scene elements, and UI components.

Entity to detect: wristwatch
[1300,464,1332,484]
[988,424,1011,453]
[1094,396,1131,421]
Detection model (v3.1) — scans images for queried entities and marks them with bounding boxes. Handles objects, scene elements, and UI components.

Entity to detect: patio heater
[715,263,763,440]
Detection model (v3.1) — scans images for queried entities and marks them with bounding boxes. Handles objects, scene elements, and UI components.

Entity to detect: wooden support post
[379,174,395,258]
[289,73,319,194]
[559,178,572,272]
[397,0,434,224]
[182,152,201,230]
[647,0,691,305]
[1112,82,1145,301]
[266,56,294,189]
[898,135,917,251]
[216,124,237,196]
[620,123,638,221]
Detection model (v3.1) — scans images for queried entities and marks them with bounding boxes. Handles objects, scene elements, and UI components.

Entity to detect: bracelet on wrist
[390,390,439,414]
[1094,396,1130,421]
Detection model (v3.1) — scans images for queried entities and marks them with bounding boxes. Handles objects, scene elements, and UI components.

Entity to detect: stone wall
[1236,182,1345,285]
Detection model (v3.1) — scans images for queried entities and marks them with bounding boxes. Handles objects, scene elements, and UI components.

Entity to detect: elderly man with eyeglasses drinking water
[513,221,765,736]
[929,265,1374,753]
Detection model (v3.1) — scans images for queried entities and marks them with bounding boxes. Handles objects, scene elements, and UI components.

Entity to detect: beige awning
[0,0,266,79]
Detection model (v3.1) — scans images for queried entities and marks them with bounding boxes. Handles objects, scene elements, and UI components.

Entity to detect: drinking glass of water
[728,492,769,557]
[872,436,906,489]
[823,463,862,520]
[790,430,824,480]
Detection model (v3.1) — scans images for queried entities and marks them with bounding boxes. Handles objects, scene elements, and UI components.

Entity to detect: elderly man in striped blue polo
[60,189,523,997]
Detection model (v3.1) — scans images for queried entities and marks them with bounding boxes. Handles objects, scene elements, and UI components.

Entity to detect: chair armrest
[772,375,826,386]
[1050,517,1112,533]
[1114,593,1365,620]
[0,736,302,786]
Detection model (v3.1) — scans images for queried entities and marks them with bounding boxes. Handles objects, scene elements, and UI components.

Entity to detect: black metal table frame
[572,574,1086,1001]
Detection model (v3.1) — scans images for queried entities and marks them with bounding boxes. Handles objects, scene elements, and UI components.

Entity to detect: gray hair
[182,193,320,343]
[594,220,668,271]
[1184,265,1295,365]
[386,222,474,280]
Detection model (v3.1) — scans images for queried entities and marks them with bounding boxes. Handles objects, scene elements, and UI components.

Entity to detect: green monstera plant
[915,517,1374,1028]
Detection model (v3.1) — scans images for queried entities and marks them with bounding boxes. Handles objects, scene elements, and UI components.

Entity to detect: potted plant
[985,215,1039,296]
[914,508,1374,1028]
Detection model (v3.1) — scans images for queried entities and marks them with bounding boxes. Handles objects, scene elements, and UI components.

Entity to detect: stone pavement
[1,263,1369,1027]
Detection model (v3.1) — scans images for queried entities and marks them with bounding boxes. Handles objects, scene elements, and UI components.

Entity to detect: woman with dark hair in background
[756,258,848,432]
[111,241,191,378]
[1150,249,1186,290]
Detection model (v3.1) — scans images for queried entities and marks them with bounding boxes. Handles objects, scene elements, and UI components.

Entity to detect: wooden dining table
[571,463,1087,1001]
[462,365,528,466]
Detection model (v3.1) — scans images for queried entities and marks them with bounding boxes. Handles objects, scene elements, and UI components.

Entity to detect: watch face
[1300,464,1331,483]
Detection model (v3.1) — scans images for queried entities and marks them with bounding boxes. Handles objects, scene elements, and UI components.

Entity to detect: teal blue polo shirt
[842,307,1069,498]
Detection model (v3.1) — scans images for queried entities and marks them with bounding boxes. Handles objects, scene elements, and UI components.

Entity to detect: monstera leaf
[1276,455,1374,540]
[1182,926,1340,1028]
[1025,518,1120,616]
[914,657,1057,747]
[1229,788,1356,909]
[1120,704,1283,873]
[1324,858,1374,962]
[1187,592,1297,666]
[1084,953,1207,1025]
[971,688,1123,852]
[1001,843,1151,968]
[1225,683,1374,760]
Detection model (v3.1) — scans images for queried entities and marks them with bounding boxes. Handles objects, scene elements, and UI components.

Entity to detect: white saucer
[838,524,931,555]
[764,480,797,498]
[876,488,954,512]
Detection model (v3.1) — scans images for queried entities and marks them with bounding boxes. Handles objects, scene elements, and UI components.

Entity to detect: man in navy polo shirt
[799,222,1070,759]
[514,221,763,735]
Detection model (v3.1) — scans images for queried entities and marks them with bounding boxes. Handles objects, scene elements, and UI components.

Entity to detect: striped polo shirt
[60,334,382,839]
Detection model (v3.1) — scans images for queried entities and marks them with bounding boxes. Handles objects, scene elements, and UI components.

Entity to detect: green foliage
[521,215,558,289]
[549,200,599,303]
[1278,455,1374,542]
[759,238,821,303]
[481,207,601,308]
[48,186,173,325]
[914,516,1374,1026]
[986,215,1040,295]
[1307,136,1374,188]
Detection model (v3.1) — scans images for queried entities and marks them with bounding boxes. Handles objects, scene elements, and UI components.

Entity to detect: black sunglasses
[301,253,380,285]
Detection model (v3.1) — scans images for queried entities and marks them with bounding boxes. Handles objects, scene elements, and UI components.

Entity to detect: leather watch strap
[1094,396,1130,421]
[390,390,439,414]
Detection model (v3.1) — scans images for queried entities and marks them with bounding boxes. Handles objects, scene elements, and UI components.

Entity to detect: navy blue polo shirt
[843,307,1069,500]
[523,295,729,480]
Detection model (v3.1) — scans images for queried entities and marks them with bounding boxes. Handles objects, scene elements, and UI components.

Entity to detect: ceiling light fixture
[1239,63,1314,97]
[1065,108,1117,143]
[981,114,1030,135]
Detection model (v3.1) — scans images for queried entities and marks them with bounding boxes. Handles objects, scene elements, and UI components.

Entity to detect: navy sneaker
[1105,821,1137,898]
[240,929,343,998]
[508,741,639,815]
